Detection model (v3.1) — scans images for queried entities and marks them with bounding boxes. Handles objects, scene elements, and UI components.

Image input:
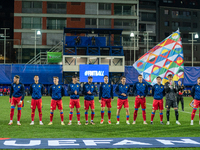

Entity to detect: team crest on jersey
[161,86,163,88]
[92,86,93,88]
[109,85,110,87]
[18,86,20,88]
[126,86,127,88]
[143,84,145,86]
[77,85,79,87]
[59,86,60,88]
[39,85,40,87]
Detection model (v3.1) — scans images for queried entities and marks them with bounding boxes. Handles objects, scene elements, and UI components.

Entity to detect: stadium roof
[64,28,123,34]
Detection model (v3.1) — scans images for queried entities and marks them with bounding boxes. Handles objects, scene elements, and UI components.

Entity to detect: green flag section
[47,52,62,63]
[133,29,184,85]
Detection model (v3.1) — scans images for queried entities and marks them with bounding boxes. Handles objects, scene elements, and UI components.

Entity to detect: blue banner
[79,64,109,82]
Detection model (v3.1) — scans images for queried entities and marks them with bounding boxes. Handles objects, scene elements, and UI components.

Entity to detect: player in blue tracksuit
[190,77,200,125]
[150,76,165,125]
[132,74,148,125]
[9,75,25,125]
[99,75,113,124]
[29,75,44,125]
[115,76,130,125]
[48,76,65,125]
[83,76,97,125]
[67,75,82,125]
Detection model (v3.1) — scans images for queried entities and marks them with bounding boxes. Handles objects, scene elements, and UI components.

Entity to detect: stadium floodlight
[31,29,41,64]
[130,32,134,37]
[189,32,198,67]
[195,33,199,39]
[0,28,10,64]
[37,30,41,35]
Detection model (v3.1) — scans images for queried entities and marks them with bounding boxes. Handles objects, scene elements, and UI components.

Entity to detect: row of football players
[8,74,200,126]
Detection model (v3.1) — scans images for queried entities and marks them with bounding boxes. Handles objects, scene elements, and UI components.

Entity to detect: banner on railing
[47,52,62,63]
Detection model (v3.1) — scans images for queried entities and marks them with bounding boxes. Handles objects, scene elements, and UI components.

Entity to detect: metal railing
[26,41,63,64]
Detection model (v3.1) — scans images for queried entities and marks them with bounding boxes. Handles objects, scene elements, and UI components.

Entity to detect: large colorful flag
[133,29,184,85]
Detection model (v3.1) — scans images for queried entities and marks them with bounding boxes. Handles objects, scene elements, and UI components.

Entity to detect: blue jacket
[99,83,113,100]
[30,83,44,100]
[133,82,148,97]
[115,83,130,100]
[67,82,82,99]
[152,84,165,100]
[191,84,200,100]
[83,83,97,100]
[49,84,65,100]
[10,82,25,100]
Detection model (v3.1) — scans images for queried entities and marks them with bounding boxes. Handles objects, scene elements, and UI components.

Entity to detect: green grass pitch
[0,96,199,150]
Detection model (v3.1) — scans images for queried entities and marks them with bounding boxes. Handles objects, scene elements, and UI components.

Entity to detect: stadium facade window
[193,12,197,17]
[141,12,156,21]
[172,21,180,27]
[22,2,42,13]
[99,19,111,27]
[47,2,66,14]
[139,24,146,32]
[114,19,136,31]
[114,4,134,16]
[164,21,169,26]
[183,11,191,16]
[183,22,191,27]
[172,10,179,16]
[22,17,42,29]
[164,9,169,15]
[85,18,96,25]
[99,3,111,10]
[85,3,98,15]
[47,18,66,30]
[193,23,197,28]
[163,0,173,3]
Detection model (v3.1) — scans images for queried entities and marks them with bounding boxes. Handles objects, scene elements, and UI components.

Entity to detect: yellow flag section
[133,29,184,85]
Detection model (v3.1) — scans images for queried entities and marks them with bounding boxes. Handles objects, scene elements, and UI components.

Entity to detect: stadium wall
[0,64,198,86]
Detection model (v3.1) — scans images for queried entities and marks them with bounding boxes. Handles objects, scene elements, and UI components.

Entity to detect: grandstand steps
[26,41,63,64]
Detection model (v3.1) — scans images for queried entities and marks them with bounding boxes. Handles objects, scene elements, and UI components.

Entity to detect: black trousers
[177,96,184,110]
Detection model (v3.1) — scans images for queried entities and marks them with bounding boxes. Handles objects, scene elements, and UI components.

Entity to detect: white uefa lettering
[4,140,41,146]
[156,139,200,145]
[113,140,152,146]
[48,140,79,146]
[83,140,112,146]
